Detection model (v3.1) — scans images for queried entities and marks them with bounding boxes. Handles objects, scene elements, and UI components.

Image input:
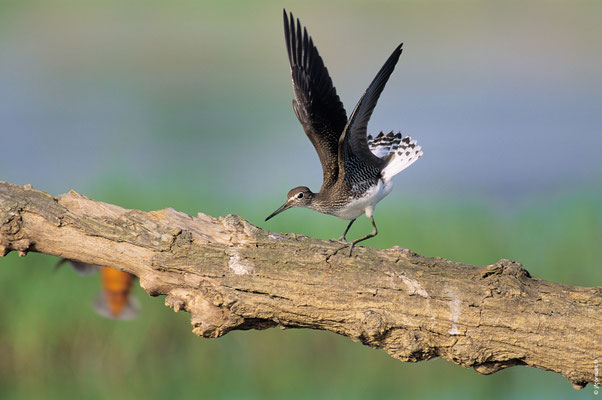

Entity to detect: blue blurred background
[0,1,600,399]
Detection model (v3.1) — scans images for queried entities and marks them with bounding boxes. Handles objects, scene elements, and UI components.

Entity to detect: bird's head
[265,186,314,221]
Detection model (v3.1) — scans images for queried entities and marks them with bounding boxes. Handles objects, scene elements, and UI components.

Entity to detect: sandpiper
[265,10,423,255]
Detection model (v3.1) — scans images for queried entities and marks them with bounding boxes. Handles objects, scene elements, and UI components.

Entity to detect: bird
[58,259,139,319]
[265,10,423,256]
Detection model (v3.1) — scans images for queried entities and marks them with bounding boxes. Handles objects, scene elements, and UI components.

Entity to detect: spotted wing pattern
[367,131,404,158]
[284,10,348,188]
[368,131,423,181]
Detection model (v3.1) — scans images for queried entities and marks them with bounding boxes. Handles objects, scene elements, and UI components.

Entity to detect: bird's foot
[330,241,355,257]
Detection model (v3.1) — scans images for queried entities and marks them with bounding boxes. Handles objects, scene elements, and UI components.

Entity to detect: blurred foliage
[0,188,599,400]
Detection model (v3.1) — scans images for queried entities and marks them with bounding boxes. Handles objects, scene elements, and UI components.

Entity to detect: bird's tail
[367,131,423,180]
[93,291,140,320]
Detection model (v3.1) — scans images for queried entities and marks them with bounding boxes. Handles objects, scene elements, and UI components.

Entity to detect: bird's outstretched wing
[338,44,403,182]
[283,10,348,188]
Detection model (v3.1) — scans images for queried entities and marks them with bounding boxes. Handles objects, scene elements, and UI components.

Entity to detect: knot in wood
[0,212,23,238]
[481,258,531,279]
[0,212,30,256]
[165,288,243,338]
[358,310,388,342]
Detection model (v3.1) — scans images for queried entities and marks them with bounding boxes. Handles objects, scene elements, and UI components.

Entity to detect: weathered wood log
[0,181,600,389]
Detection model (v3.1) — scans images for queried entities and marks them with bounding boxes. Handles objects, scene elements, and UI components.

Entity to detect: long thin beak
[265,202,292,222]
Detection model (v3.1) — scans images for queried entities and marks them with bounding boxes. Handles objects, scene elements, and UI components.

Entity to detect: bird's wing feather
[338,44,403,183]
[284,10,348,188]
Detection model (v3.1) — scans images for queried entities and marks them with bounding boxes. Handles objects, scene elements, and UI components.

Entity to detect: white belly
[334,179,393,220]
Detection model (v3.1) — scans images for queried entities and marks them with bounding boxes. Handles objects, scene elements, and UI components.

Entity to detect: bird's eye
[297,192,304,199]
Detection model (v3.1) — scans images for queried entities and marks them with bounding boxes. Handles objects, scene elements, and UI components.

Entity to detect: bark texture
[0,181,600,388]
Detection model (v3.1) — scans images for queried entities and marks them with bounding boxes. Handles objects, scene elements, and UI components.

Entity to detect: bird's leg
[331,216,378,257]
[338,218,356,242]
[329,219,357,257]
[347,216,378,256]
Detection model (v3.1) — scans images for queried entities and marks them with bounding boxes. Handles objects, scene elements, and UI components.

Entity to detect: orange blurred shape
[94,267,139,320]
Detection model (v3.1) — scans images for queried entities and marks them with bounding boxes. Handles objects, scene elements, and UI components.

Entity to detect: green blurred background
[1,1,601,399]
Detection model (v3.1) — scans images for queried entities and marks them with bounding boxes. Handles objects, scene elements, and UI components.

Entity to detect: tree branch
[0,181,600,388]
